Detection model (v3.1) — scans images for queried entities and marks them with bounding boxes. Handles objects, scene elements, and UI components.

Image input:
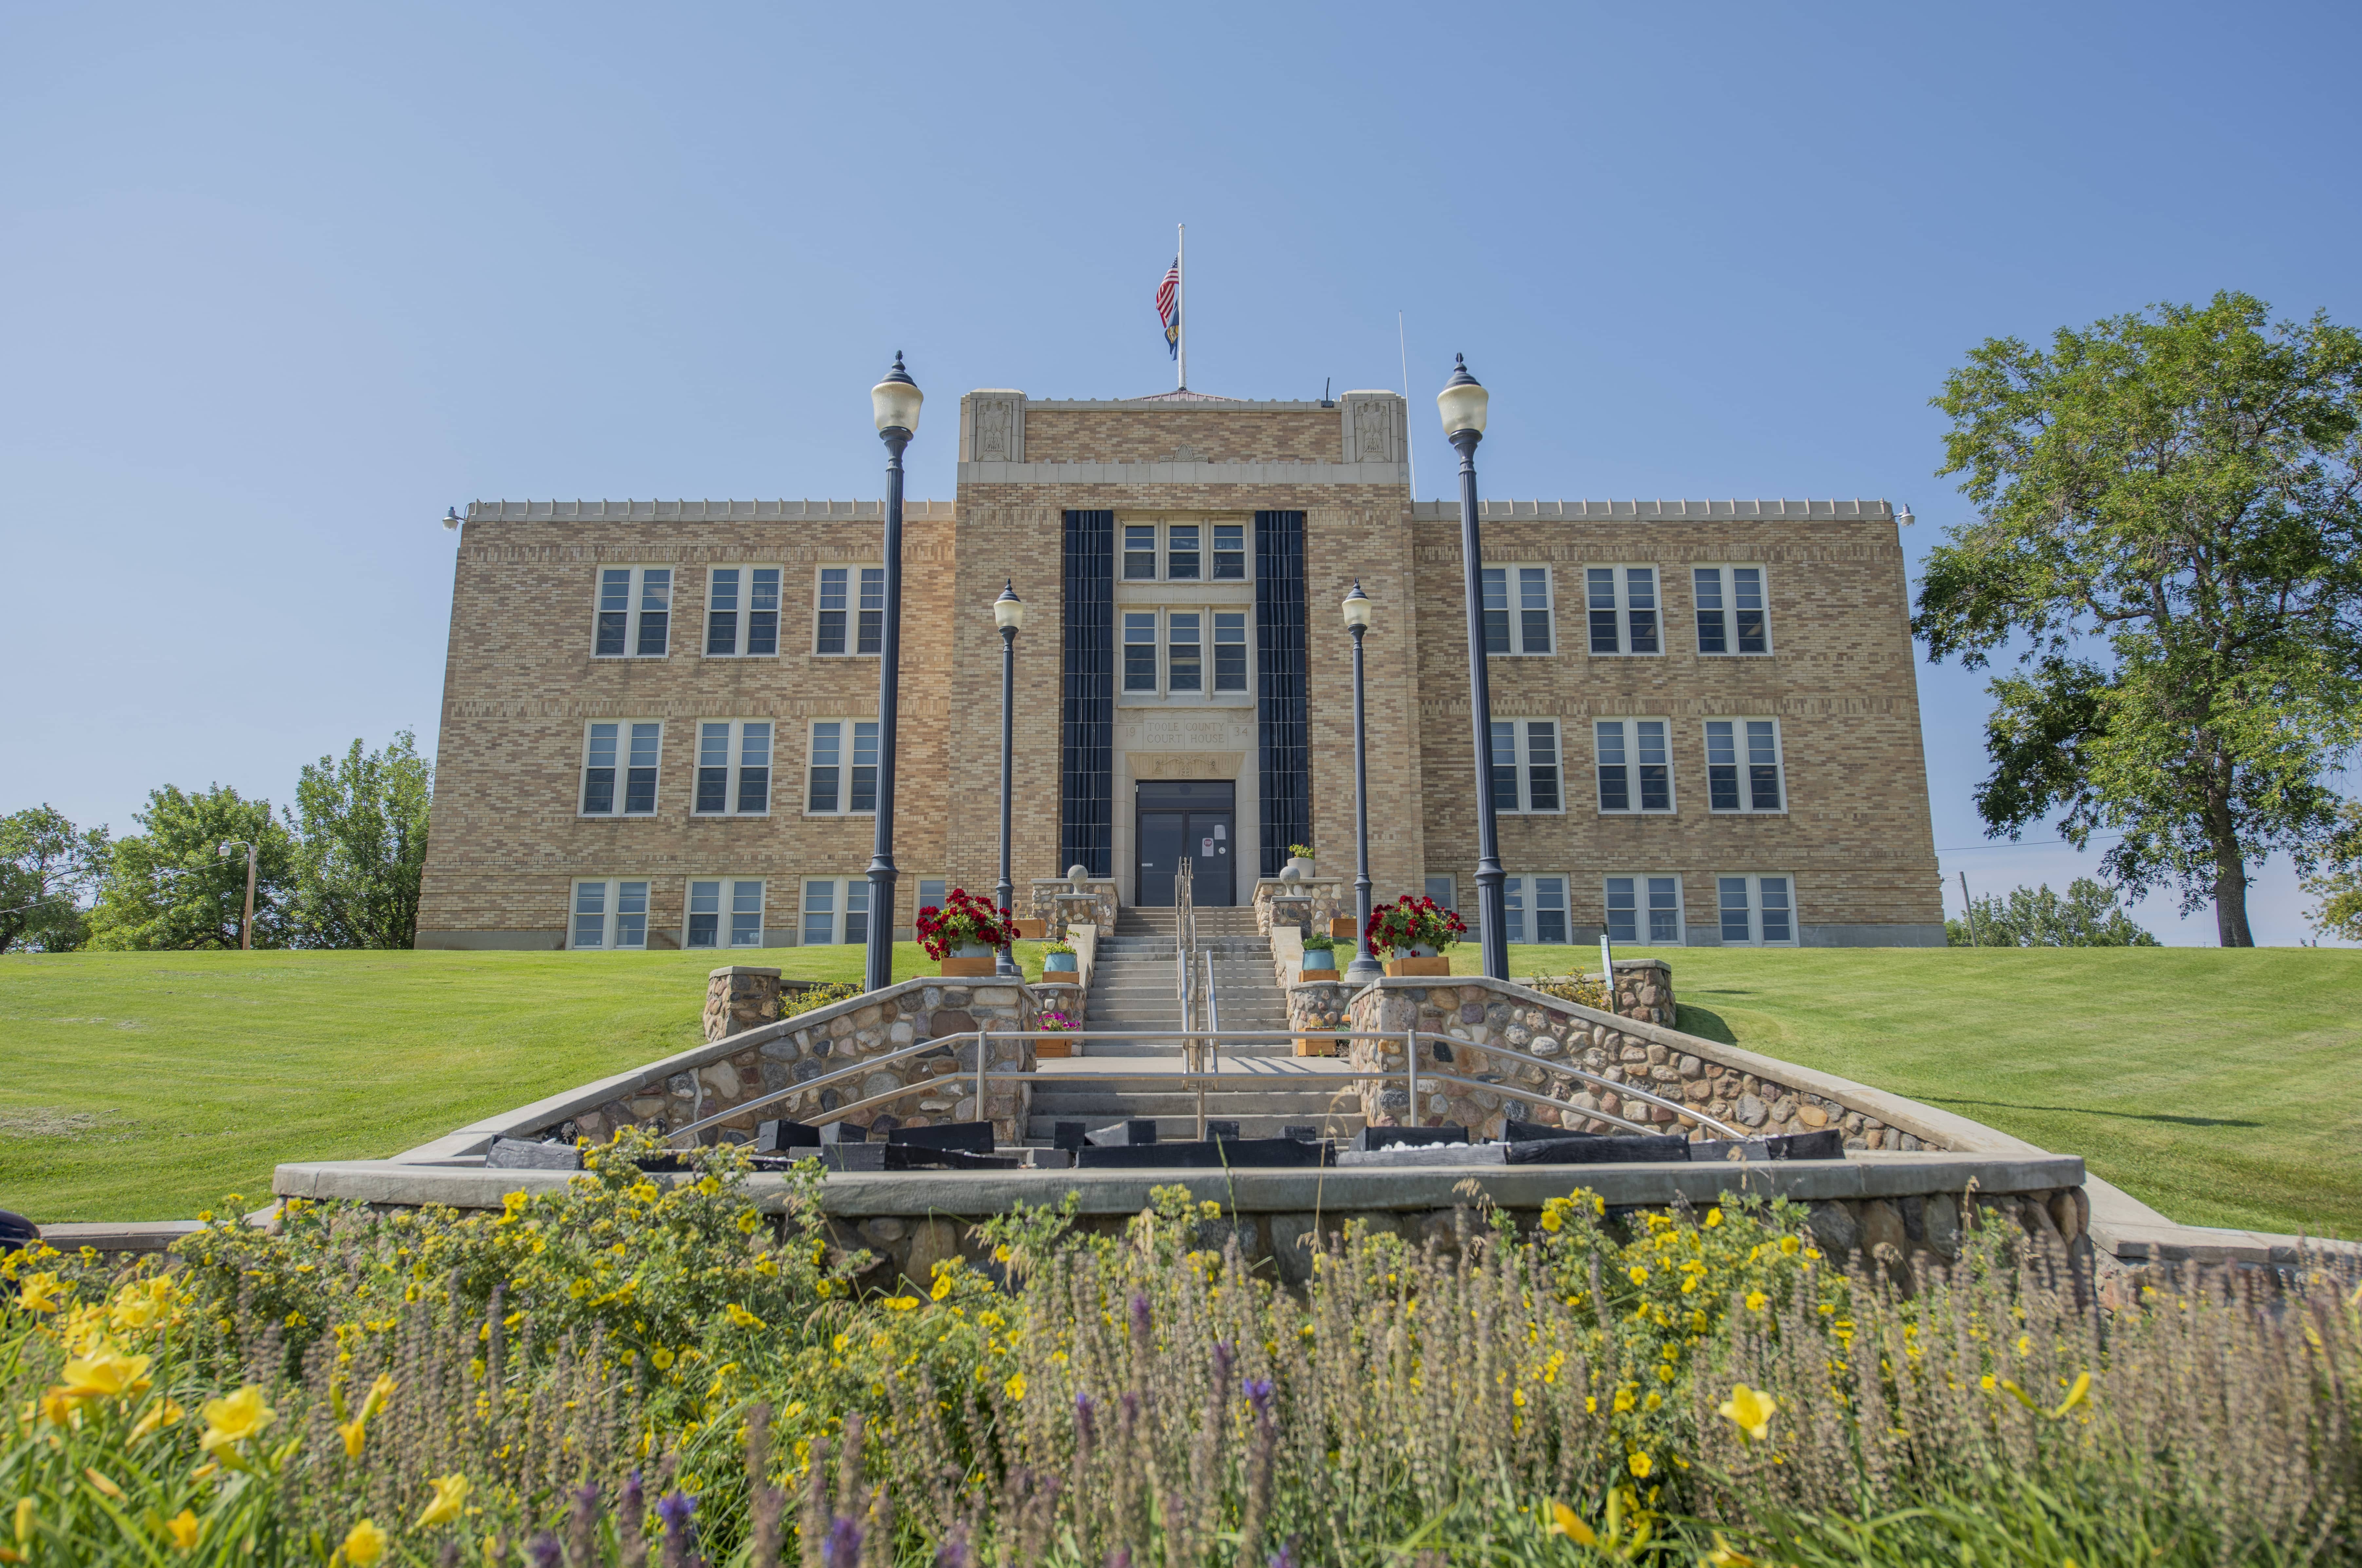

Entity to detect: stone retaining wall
[543,979,1046,1147]
[1029,879,1117,939]
[1345,975,1921,1150]
[1252,877,1346,937]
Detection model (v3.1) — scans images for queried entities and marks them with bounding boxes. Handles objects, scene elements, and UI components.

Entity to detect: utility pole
[1958,870,1980,947]
[218,840,258,950]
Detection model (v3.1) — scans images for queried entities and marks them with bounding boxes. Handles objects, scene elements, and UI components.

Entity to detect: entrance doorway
[1135,779,1236,906]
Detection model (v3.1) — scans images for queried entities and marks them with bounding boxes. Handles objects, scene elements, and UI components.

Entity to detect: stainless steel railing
[660,1024,1746,1146]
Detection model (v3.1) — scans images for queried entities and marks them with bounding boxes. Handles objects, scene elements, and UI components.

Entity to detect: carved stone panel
[963,394,1025,463]
[1340,393,1402,465]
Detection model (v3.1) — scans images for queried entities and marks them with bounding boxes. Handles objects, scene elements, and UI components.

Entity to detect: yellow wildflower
[724,1303,765,1330]
[1547,1501,1597,1546]
[341,1518,389,1566]
[1628,1451,1653,1478]
[885,1296,919,1312]
[15,1275,64,1314]
[416,1474,469,1529]
[132,1398,187,1440]
[1003,1372,1027,1401]
[930,1277,954,1302]
[1627,1266,1649,1285]
[736,1208,761,1235]
[1718,1383,1776,1441]
[84,1468,125,1501]
[162,1509,200,1553]
[1704,1208,1723,1228]
[1745,1291,1769,1312]
[1777,1235,1800,1256]
[199,1385,276,1460]
[650,1348,675,1371]
[60,1347,154,1405]
[1702,1532,1756,1566]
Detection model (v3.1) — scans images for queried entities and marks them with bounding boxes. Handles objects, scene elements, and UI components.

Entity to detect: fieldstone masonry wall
[1344,975,1921,1149]
[703,966,784,1042]
[548,979,1045,1147]
[1029,880,1117,939]
[1287,960,1675,1065]
[1253,878,1347,937]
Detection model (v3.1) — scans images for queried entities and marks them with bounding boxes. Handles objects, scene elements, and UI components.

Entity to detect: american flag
[1154,256,1180,359]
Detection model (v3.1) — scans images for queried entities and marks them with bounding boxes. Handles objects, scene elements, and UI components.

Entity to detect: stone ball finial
[1277,863,1302,884]
[1066,864,1089,888]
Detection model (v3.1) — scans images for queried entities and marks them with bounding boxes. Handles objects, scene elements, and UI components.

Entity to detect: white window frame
[1489,719,1564,814]
[1117,607,1251,700]
[1584,565,1662,657]
[1704,718,1788,813]
[1479,564,1555,656]
[1120,519,1254,583]
[592,567,673,658]
[1605,874,1685,945]
[1502,873,1571,944]
[570,878,651,950]
[812,566,885,657]
[804,719,880,816]
[703,566,783,658]
[1594,718,1676,814]
[1211,609,1250,694]
[1693,564,1772,657]
[685,877,767,949]
[1716,874,1797,946]
[579,720,663,818]
[693,719,774,817]
[799,876,872,946]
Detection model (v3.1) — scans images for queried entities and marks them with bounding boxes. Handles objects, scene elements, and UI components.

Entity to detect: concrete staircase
[1025,905,1366,1144]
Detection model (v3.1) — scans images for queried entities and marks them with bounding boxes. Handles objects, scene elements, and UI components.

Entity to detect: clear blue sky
[5,2,2357,943]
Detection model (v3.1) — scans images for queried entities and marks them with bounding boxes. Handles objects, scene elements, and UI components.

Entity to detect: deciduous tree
[286,731,432,949]
[86,785,294,950]
[1946,877,2160,947]
[1916,292,2362,945]
[0,806,111,952]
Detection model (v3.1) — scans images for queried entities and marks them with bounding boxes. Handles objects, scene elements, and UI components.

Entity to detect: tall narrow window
[1478,565,1554,654]
[1124,525,1157,580]
[706,568,781,656]
[1594,719,1674,813]
[1705,719,1785,812]
[1166,524,1200,580]
[1717,875,1796,945]
[1167,612,1202,691]
[814,568,885,655]
[1586,567,1659,655]
[1212,523,1246,579]
[570,879,649,949]
[801,879,872,944]
[1124,612,1158,692]
[805,723,878,813]
[1213,612,1248,691]
[592,568,672,657]
[581,722,662,816]
[1694,566,1770,655]
[694,721,772,815]
[686,879,766,948]
[1490,720,1563,813]
[1606,876,1684,944]
[1502,875,1569,944]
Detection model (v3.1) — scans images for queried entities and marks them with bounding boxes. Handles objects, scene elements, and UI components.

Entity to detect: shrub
[787,980,861,1015]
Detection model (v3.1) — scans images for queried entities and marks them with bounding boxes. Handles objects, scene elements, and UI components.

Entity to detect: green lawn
[1473,944,2362,1241]
[4,944,2356,1238]
[0,942,1061,1225]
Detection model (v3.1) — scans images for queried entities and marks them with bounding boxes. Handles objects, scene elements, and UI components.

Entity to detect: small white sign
[1202,837,1215,856]
[1213,823,1226,840]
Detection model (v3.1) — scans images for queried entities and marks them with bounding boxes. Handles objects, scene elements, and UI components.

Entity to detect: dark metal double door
[1135,779,1235,907]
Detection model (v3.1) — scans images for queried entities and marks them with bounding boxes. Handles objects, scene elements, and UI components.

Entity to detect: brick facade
[417,390,1944,954]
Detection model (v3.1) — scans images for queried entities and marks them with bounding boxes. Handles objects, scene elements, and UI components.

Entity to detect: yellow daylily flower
[416,1474,470,1529]
[337,1418,368,1459]
[13,1499,33,1545]
[1718,1383,1776,1441]
[1547,1501,1597,1546]
[132,1399,187,1441]
[83,1469,124,1501]
[16,1274,65,1313]
[1702,1532,1756,1566]
[341,1517,389,1567]
[60,1348,155,1405]
[199,1385,275,1462]
[162,1509,200,1554]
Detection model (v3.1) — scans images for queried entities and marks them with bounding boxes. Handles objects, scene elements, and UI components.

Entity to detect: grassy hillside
[3,944,2356,1236]
[1475,944,2362,1241]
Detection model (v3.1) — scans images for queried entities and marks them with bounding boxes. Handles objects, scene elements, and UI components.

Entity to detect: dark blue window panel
[1061,510,1115,878]
[1254,510,1309,878]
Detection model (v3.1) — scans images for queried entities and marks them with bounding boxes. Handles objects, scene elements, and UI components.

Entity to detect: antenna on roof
[1322,377,1333,407]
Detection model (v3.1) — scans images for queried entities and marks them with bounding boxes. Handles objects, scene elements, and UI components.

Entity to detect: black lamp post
[992,579,1027,978]
[1439,354,1509,981]
[1340,581,1383,986]
[864,352,923,994]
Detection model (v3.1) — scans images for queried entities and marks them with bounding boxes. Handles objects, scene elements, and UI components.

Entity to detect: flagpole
[1176,222,1186,391]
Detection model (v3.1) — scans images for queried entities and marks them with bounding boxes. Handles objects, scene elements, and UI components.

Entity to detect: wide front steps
[1025,1059,1366,1144]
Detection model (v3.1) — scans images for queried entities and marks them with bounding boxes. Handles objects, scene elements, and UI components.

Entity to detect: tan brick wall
[1022,406,1341,465]
[421,398,1940,956]
[1409,516,1944,939]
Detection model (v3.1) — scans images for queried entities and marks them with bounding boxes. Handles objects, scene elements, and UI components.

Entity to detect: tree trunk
[2209,814,2254,947]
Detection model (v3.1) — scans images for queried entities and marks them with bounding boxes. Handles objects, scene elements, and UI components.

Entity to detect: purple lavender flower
[825,1515,864,1568]
[1245,1377,1276,1415]
[655,1492,694,1533]
[932,1526,970,1568]
[1129,1293,1152,1335]
[1213,1341,1236,1379]
[526,1534,562,1568]
[1073,1391,1096,1440]
[1269,1541,1299,1568]
[1103,1551,1132,1568]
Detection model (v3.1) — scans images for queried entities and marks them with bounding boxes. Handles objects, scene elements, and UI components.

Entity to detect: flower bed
[4,1129,2354,1565]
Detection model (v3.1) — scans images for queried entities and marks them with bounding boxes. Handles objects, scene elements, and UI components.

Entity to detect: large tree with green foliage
[286,731,432,948]
[1916,292,2362,945]
[0,806,111,952]
[87,785,295,950]
[1946,877,2159,948]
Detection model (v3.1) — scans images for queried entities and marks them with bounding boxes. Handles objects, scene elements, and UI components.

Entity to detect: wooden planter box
[1329,917,1358,941]
[939,956,998,978]
[1012,918,1048,939]
[1383,955,1452,977]
[1298,966,1340,983]
[1292,1036,1340,1057]
[1034,1037,1076,1059]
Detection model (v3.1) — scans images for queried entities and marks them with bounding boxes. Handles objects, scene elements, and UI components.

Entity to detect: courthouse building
[416,385,1946,952]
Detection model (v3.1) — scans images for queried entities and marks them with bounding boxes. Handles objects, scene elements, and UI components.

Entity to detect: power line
[1937,833,2126,853]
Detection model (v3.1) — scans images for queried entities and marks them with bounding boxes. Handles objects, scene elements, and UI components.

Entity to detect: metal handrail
[662,1024,1743,1145]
